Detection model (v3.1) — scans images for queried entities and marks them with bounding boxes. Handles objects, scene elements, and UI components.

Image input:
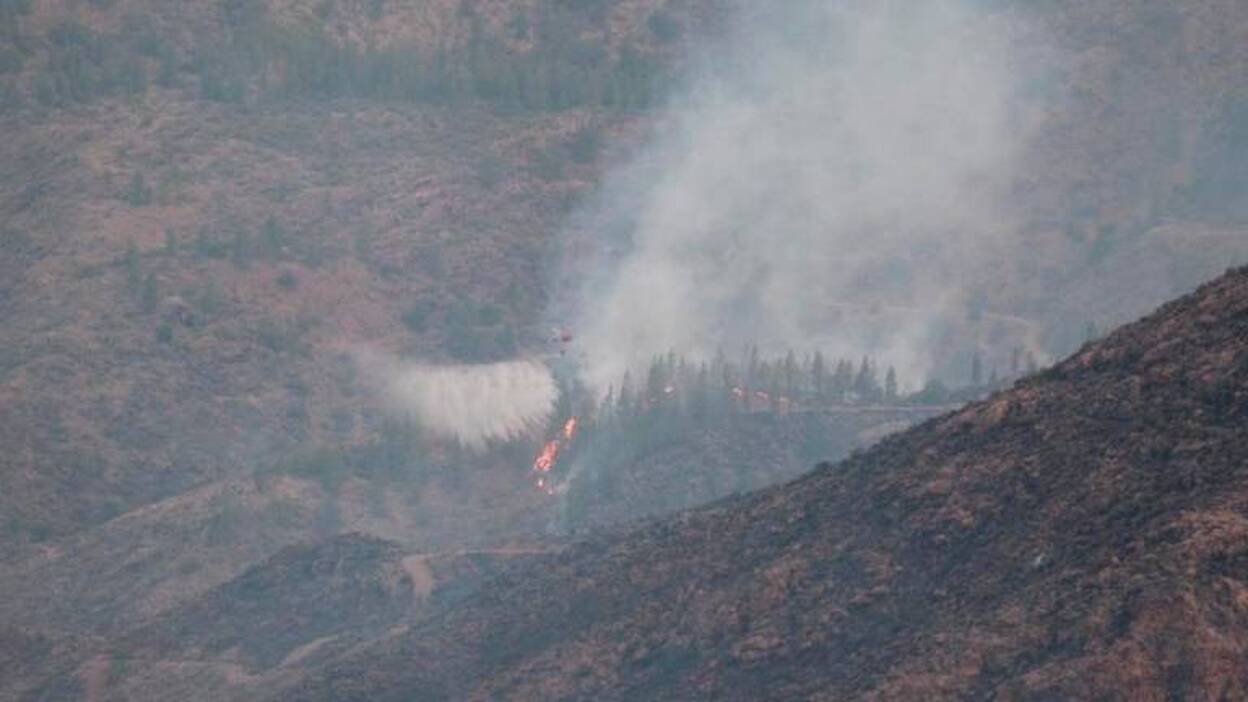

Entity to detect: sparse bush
[476,303,504,326]
[912,379,950,405]
[567,123,601,164]
[532,143,566,180]
[254,317,307,355]
[475,156,506,188]
[647,11,682,43]
[194,228,227,259]
[205,491,244,546]
[156,45,179,88]
[276,269,298,290]
[331,408,355,437]
[191,279,223,318]
[421,243,444,279]
[261,216,284,259]
[401,300,433,333]
[230,228,252,268]
[0,48,21,74]
[0,80,19,112]
[313,496,342,536]
[494,324,517,356]
[123,241,141,293]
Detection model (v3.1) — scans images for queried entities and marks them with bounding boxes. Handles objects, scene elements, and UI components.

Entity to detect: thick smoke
[564,0,1026,392]
[355,349,557,449]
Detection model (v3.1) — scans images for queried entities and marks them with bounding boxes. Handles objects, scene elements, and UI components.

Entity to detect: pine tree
[884,366,898,402]
[853,357,876,402]
[722,366,740,414]
[746,345,761,388]
[832,359,854,402]
[140,272,158,313]
[645,356,665,406]
[123,241,141,294]
[600,385,615,423]
[231,228,251,268]
[617,370,634,418]
[782,350,798,400]
[767,374,783,414]
[811,350,827,404]
[127,172,151,207]
[971,351,983,387]
[691,363,711,420]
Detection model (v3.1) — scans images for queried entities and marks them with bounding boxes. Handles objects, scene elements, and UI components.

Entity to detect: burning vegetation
[526,346,1016,496]
[532,416,580,494]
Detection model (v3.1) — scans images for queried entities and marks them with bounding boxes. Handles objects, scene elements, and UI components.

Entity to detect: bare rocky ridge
[280,267,1248,700]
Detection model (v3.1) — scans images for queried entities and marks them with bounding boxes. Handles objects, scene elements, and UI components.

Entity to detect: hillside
[3,533,559,701]
[2,1,1248,699]
[561,405,952,533]
[280,267,1248,700]
[1,0,1246,556]
[0,0,725,557]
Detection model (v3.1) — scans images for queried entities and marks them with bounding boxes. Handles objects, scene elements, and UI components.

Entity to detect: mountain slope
[285,265,1248,700]
[3,533,560,701]
[3,2,1248,698]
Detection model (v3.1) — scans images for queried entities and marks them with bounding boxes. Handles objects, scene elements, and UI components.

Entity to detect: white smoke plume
[354,349,557,450]
[560,0,1029,392]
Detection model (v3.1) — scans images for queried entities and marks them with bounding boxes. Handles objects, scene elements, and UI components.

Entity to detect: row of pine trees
[578,349,942,428]
[4,1,669,112]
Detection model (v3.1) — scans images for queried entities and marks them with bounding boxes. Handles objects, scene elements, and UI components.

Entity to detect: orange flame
[533,439,560,473]
[530,415,580,494]
[729,386,795,412]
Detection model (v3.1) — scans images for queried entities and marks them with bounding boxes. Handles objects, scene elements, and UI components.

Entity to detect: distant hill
[280,267,1248,699]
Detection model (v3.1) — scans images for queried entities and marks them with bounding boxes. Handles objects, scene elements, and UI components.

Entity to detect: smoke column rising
[565,0,1027,392]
